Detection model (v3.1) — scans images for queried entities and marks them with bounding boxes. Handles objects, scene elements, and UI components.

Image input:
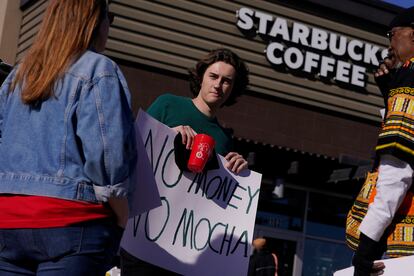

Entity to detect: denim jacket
[0,50,136,203]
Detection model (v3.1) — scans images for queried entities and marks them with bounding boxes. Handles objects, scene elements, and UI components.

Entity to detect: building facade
[0,0,403,275]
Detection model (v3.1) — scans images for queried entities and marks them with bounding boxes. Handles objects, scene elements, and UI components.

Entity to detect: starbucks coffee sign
[236,7,387,88]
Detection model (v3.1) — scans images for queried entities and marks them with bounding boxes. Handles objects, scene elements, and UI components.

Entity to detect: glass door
[254,226,304,276]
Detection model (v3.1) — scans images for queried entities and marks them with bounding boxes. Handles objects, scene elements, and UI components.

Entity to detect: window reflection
[306,192,353,240]
[254,186,356,275]
[256,187,306,231]
[302,238,353,276]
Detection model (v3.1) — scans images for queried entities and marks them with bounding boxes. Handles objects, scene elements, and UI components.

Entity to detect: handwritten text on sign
[121,110,262,276]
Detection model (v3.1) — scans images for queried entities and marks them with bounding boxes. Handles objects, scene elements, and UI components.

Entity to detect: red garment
[0,195,113,228]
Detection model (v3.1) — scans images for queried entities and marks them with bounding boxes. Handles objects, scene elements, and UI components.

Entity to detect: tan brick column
[0,0,22,65]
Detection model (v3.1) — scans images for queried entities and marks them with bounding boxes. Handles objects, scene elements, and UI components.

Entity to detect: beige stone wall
[104,0,387,122]
[9,0,389,122]
[0,0,22,65]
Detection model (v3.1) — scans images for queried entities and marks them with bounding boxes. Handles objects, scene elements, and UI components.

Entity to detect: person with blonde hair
[0,0,136,275]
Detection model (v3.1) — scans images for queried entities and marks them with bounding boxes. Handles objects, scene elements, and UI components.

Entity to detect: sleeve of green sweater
[146,94,169,123]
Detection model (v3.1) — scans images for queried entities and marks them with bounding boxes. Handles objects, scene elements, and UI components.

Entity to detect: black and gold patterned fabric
[346,171,414,257]
[346,59,414,257]
[376,58,414,166]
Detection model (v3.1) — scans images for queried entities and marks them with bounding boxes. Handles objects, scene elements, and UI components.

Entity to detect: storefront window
[255,187,357,275]
[256,187,306,231]
[306,192,353,240]
[302,238,353,276]
[266,237,296,276]
[302,192,354,275]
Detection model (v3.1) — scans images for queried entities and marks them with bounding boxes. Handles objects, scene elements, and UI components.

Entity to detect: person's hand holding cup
[187,134,215,173]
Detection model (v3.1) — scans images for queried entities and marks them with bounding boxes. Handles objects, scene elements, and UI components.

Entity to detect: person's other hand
[108,197,129,229]
[374,56,395,78]
[172,125,197,150]
[352,233,386,276]
[370,261,385,276]
[353,258,385,276]
[224,152,248,174]
[374,56,396,101]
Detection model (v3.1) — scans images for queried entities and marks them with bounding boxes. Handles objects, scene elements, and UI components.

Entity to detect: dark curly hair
[0,59,12,84]
[188,48,249,106]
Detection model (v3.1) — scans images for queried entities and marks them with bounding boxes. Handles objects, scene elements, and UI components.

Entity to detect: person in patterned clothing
[353,6,414,276]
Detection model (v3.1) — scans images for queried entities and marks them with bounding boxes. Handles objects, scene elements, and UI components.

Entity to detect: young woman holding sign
[120,48,250,275]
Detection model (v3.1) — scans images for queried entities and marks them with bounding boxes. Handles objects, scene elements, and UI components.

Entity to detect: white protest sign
[334,255,414,275]
[128,117,161,217]
[121,110,262,276]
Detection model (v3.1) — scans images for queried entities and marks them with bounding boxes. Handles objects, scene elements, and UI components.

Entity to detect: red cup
[187,134,215,173]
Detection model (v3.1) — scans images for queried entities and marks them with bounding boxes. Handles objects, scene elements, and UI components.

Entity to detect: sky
[381,0,413,8]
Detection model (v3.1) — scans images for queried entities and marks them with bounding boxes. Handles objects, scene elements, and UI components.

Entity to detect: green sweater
[147,93,233,155]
